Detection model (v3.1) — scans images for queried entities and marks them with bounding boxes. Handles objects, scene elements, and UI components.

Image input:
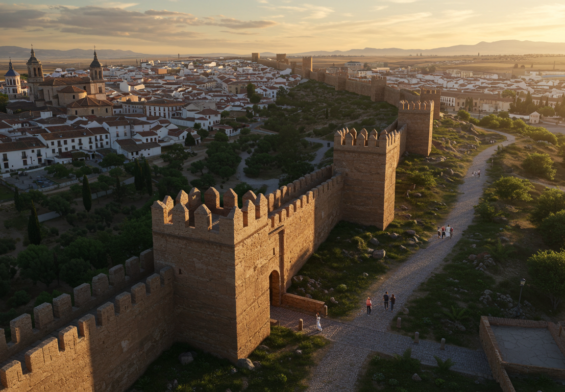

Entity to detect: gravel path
[271,131,517,391]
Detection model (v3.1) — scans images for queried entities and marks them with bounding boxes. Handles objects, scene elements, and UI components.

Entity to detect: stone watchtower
[398,101,434,156]
[302,57,313,78]
[420,88,441,120]
[26,48,44,102]
[371,76,387,102]
[251,53,260,63]
[4,59,22,100]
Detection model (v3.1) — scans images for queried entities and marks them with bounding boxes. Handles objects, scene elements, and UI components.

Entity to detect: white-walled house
[115,139,161,159]
[0,138,47,171]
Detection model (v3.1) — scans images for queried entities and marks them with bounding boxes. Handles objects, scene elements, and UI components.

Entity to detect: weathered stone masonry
[0,59,436,391]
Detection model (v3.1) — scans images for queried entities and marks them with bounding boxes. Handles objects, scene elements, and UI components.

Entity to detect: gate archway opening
[269,270,281,306]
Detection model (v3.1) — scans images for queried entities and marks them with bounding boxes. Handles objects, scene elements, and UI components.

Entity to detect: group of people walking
[315,291,397,332]
[366,291,395,315]
[437,225,454,239]
[472,169,481,178]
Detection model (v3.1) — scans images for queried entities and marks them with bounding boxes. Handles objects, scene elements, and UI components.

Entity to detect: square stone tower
[251,53,260,63]
[420,88,441,120]
[302,57,313,78]
[333,127,405,229]
[398,101,434,156]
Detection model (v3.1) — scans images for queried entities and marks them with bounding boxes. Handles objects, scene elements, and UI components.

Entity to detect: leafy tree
[246,83,256,98]
[100,153,126,168]
[250,93,261,104]
[513,118,527,131]
[108,167,124,178]
[214,132,229,143]
[117,215,153,260]
[69,184,82,198]
[474,201,498,222]
[196,128,209,140]
[457,110,470,121]
[522,153,556,180]
[48,196,72,217]
[60,258,91,288]
[45,163,72,178]
[14,188,23,212]
[114,176,125,202]
[0,93,8,113]
[17,244,56,286]
[498,111,510,118]
[241,128,251,135]
[8,290,30,308]
[143,159,153,195]
[185,132,196,146]
[540,211,565,249]
[94,207,113,227]
[134,159,143,192]
[221,110,230,118]
[539,106,555,117]
[528,250,565,310]
[501,90,516,99]
[82,175,92,212]
[499,118,512,128]
[492,176,533,201]
[531,188,565,224]
[0,256,16,297]
[64,237,107,269]
[161,144,190,170]
[157,171,191,199]
[190,160,206,175]
[27,201,41,245]
[528,128,557,144]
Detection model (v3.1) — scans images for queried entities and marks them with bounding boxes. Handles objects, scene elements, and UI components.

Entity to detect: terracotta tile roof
[67,97,113,108]
[57,86,87,94]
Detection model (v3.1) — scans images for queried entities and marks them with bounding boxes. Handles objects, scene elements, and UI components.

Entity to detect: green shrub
[388,379,399,386]
[492,176,533,201]
[409,172,436,188]
[531,188,565,224]
[9,290,30,308]
[336,284,348,292]
[372,373,385,381]
[540,211,565,249]
[474,201,498,222]
[435,378,446,387]
[522,152,556,180]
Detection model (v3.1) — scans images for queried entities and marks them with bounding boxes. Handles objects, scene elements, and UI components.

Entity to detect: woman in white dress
[316,313,323,332]
[445,225,451,239]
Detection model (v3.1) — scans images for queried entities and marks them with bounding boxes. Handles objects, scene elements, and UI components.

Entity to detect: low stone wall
[480,316,565,392]
[281,294,326,315]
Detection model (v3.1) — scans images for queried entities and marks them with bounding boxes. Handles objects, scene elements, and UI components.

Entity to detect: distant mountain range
[0,46,152,60]
[2,40,565,60]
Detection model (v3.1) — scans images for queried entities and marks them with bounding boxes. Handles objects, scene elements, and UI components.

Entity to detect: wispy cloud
[279,4,334,19]
[371,6,389,11]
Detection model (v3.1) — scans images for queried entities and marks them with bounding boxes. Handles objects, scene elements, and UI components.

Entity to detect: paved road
[271,131,517,391]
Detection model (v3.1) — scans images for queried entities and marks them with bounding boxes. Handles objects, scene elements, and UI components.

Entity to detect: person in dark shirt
[383,291,389,310]
[390,294,396,312]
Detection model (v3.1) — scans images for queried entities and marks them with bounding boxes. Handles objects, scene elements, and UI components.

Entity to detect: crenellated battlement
[0,266,174,390]
[421,88,441,95]
[398,100,434,112]
[0,249,154,366]
[333,126,406,154]
[268,172,344,229]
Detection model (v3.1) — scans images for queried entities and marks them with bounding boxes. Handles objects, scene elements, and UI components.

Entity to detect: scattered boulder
[230,368,238,375]
[372,249,386,259]
[370,238,380,246]
[389,233,400,240]
[330,297,338,304]
[362,272,369,277]
[405,230,416,236]
[306,294,312,299]
[413,193,422,198]
[252,361,261,369]
[237,358,255,370]
[468,254,477,261]
[404,214,412,219]
[499,237,510,243]
[412,374,422,381]
[295,349,303,355]
[179,352,194,365]
[258,345,270,352]
[400,205,409,210]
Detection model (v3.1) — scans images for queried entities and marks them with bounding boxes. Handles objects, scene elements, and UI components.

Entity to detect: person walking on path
[478,169,481,178]
[366,297,372,315]
[441,226,446,239]
[446,225,451,239]
[390,294,396,312]
[437,226,441,239]
[450,225,454,239]
[383,292,389,310]
[316,313,323,332]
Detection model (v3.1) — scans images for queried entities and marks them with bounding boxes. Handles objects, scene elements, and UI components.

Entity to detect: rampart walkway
[271,130,517,391]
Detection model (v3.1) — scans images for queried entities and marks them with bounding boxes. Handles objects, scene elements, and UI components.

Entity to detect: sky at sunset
[1,0,565,54]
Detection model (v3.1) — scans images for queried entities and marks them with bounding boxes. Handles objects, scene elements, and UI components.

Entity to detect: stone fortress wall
[0,251,177,392]
[0,56,437,392]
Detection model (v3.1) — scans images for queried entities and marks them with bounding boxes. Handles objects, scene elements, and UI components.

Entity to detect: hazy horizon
[1,0,565,54]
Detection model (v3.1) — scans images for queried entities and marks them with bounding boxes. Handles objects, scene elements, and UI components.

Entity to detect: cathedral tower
[89,50,104,81]
[4,59,22,100]
[89,49,106,97]
[26,47,44,102]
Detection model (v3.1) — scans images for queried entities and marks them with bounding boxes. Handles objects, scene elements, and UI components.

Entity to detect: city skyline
[1,0,565,54]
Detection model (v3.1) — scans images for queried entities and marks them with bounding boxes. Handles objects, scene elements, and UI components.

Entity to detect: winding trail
[271,130,517,391]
